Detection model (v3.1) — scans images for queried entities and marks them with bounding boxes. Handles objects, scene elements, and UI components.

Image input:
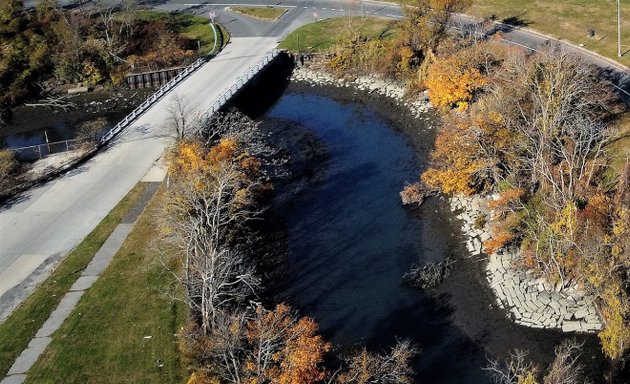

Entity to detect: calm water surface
[266,93,490,383]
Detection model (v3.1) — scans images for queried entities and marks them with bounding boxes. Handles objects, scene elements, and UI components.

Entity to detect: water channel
[254,85,603,383]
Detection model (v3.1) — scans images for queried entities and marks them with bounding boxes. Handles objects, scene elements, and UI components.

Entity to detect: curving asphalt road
[2,0,629,323]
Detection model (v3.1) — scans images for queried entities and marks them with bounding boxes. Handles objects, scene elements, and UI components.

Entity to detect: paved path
[1,165,164,384]
[0,36,278,323]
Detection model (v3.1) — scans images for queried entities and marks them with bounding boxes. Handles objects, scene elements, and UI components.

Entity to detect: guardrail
[99,56,207,145]
[202,49,281,118]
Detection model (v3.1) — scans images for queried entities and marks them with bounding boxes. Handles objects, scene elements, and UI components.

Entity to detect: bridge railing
[202,49,281,118]
[99,56,207,145]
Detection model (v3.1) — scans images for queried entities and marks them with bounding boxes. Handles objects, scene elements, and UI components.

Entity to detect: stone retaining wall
[450,195,603,333]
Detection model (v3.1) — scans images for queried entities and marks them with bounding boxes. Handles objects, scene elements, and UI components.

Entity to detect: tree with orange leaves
[244,304,331,384]
[425,46,487,111]
[421,116,487,195]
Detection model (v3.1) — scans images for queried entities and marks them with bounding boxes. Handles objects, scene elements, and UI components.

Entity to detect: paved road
[0,36,278,322]
[3,0,630,322]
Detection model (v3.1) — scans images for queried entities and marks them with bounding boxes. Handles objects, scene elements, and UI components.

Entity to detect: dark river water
[260,89,605,383]
[265,92,489,382]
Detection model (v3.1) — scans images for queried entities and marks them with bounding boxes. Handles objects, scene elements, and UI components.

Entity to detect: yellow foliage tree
[421,120,485,194]
[425,49,486,111]
[598,281,630,360]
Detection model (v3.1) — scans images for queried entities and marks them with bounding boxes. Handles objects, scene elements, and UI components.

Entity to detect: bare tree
[94,0,138,63]
[167,94,200,139]
[164,112,274,334]
[500,45,612,209]
[165,149,261,333]
[485,340,588,384]
[208,310,249,384]
[543,339,588,384]
[337,340,418,384]
[484,349,538,384]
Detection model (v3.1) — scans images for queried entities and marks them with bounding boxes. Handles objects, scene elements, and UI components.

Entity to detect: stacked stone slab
[450,195,603,333]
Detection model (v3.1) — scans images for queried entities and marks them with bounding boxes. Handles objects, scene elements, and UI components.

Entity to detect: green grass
[467,0,630,68]
[0,183,148,378]
[230,6,288,21]
[136,11,229,55]
[279,16,397,53]
[26,184,186,384]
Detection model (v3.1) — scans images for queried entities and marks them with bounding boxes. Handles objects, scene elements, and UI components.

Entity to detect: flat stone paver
[6,337,51,375]
[69,275,99,292]
[82,224,133,277]
[35,291,85,338]
[0,374,26,384]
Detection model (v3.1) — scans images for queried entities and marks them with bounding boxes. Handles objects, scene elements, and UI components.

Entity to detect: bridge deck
[0,37,279,322]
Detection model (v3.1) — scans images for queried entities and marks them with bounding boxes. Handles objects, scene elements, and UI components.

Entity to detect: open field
[279,16,396,52]
[0,183,148,378]
[230,6,288,21]
[26,184,186,383]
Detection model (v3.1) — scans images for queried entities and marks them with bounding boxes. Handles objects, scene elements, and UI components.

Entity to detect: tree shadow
[501,15,531,28]
[485,14,532,36]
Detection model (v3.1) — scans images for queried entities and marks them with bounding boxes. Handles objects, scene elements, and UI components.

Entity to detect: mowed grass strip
[279,16,397,52]
[230,6,288,21]
[0,183,148,378]
[26,184,186,384]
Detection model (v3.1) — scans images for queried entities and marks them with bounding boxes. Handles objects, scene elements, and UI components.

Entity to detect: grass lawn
[0,183,148,378]
[230,6,288,21]
[136,11,229,55]
[467,0,630,67]
[25,183,186,384]
[279,16,397,53]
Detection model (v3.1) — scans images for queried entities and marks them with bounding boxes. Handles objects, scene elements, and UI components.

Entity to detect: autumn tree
[336,341,417,384]
[401,0,472,53]
[185,304,331,384]
[425,44,487,111]
[245,304,331,384]
[164,111,274,335]
[421,115,489,194]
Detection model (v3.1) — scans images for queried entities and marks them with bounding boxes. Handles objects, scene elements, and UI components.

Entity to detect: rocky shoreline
[450,194,603,333]
[291,64,604,334]
[290,67,431,117]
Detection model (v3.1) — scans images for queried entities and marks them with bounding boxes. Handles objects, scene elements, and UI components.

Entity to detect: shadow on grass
[501,15,531,28]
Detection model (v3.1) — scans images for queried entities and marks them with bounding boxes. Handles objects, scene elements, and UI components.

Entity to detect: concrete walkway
[1,164,166,384]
